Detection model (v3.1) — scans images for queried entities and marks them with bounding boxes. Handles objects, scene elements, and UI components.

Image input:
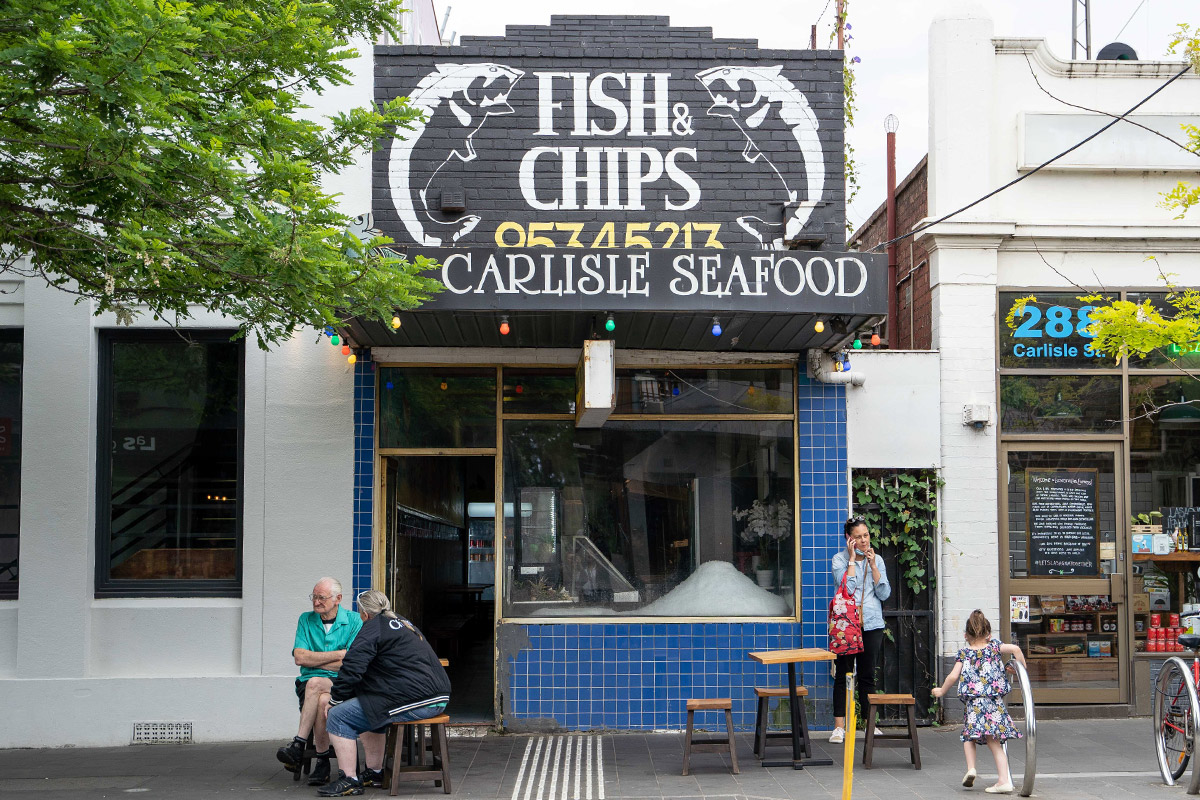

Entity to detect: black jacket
[328,614,451,730]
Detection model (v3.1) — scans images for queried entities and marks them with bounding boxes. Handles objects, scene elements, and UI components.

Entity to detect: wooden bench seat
[863,694,921,769]
[682,698,739,775]
[383,714,451,795]
[752,686,811,759]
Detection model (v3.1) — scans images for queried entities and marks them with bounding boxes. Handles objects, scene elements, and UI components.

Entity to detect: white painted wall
[846,351,941,469]
[922,6,1200,662]
[0,7,429,748]
[0,279,356,748]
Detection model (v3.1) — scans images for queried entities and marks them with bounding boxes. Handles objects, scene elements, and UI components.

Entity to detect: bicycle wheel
[1154,657,1198,783]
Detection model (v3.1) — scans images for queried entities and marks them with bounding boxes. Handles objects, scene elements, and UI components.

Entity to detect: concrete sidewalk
[0,718,1170,799]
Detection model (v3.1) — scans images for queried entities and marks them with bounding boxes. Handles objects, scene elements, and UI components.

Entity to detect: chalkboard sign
[1162,507,1200,550]
[1027,468,1098,576]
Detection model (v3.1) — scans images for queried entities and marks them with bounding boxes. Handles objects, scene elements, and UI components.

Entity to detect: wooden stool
[863,694,921,770]
[682,698,739,775]
[752,686,811,759]
[382,714,451,795]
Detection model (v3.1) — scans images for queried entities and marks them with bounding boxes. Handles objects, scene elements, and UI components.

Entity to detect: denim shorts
[326,698,448,740]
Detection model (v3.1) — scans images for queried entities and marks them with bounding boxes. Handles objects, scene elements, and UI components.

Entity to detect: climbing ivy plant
[852,470,942,595]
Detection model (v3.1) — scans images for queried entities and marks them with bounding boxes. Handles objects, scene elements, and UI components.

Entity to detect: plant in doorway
[511,577,572,603]
[734,498,793,588]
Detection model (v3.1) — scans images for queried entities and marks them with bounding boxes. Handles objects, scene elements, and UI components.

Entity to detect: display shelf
[1133,552,1200,562]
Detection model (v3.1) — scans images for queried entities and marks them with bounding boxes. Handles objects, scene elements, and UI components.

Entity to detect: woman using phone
[829,516,892,743]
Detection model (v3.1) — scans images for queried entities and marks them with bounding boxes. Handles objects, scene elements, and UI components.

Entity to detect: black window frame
[95,329,245,598]
[0,328,22,599]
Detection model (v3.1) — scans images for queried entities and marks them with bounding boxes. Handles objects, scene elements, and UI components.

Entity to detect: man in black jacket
[316,590,451,797]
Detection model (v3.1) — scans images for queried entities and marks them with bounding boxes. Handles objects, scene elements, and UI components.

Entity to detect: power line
[1113,0,1148,42]
[868,63,1193,253]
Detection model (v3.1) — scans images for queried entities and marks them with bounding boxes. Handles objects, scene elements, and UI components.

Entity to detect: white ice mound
[636,560,790,616]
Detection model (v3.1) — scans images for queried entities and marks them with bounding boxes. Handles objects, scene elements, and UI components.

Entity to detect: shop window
[378,368,496,448]
[96,332,243,596]
[0,331,21,599]
[614,368,793,415]
[1130,376,1200,512]
[998,292,1106,369]
[1000,375,1122,434]
[1126,292,1198,369]
[502,419,795,617]
[502,369,575,415]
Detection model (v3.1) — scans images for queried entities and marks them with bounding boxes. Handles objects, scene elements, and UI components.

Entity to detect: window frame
[94,329,245,598]
[0,328,22,600]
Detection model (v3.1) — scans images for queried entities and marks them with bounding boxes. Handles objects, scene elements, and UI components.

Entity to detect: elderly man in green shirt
[276,577,363,785]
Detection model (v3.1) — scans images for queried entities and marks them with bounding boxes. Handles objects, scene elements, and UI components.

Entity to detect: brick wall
[373,15,847,252]
[849,156,931,349]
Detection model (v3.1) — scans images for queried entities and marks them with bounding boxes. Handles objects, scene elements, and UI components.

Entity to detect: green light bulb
[331,334,340,346]
[853,338,862,350]
[605,317,616,332]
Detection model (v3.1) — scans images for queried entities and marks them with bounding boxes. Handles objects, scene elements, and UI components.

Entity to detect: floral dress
[956,640,1022,744]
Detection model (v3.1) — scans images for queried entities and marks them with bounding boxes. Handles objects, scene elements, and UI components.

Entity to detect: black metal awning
[344,310,881,352]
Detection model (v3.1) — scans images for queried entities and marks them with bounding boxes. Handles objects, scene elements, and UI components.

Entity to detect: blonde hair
[357,590,397,619]
[965,609,992,642]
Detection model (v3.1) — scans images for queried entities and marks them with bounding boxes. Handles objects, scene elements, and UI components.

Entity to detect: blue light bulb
[711,317,722,336]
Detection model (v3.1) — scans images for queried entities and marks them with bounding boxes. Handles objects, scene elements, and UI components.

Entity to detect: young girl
[932,610,1026,794]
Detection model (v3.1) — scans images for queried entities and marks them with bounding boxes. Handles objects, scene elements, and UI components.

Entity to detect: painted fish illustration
[695,65,825,250]
[389,63,525,246]
[346,212,401,260]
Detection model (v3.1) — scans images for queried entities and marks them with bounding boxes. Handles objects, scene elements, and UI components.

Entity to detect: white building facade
[924,7,1200,709]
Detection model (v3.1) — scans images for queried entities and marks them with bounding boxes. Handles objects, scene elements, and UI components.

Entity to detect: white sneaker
[984,784,1014,794]
[962,768,977,787]
[828,727,845,744]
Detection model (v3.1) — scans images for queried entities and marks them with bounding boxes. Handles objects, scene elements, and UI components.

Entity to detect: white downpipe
[807,350,866,387]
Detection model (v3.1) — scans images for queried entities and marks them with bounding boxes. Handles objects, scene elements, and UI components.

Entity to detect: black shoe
[317,771,364,797]
[277,737,307,769]
[360,767,384,788]
[307,758,332,786]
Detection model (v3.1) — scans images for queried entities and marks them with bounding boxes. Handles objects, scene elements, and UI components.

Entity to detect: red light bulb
[340,344,350,355]
[871,333,881,346]
[499,319,510,336]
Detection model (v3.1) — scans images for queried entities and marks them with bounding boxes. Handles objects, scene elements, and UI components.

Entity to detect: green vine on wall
[852,471,942,595]
[832,1,861,234]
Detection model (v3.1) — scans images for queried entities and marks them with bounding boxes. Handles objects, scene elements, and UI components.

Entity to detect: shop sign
[409,246,884,314]
[1026,468,1099,576]
[999,293,1102,369]
[371,17,887,314]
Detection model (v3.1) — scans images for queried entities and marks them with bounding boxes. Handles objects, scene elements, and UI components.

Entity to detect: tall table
[747,647,837,769]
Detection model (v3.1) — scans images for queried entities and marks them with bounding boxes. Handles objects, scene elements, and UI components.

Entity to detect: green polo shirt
[293,605,363,682]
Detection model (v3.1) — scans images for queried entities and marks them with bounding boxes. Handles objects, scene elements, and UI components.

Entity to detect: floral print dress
[956,640,1022,744]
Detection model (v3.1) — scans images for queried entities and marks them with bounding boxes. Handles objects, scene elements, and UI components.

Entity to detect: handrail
[1009,658,1037,798]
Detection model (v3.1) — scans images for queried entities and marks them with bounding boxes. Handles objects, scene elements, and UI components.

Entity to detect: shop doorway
[1000,444,1127,704]
[380,455,496,723]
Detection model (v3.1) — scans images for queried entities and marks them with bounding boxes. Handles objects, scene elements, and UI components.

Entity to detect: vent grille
[132,722,193,744]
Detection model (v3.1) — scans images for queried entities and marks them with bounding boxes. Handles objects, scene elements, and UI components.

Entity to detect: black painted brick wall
[374,15,846,252]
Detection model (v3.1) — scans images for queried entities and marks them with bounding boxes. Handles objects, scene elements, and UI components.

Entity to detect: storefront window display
[502,418,795,617]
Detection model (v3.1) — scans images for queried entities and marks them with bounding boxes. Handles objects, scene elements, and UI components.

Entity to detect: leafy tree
[0,0,440,347]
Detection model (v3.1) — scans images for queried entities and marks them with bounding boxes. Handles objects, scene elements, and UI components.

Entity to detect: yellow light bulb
[348,354,357,365]
[391,316,401,329]
[815,320,825,333]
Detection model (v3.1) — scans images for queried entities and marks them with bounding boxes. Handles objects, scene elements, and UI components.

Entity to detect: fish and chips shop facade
[342,16,893,731]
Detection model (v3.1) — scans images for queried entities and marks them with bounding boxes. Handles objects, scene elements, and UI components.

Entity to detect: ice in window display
[528,560,789,617]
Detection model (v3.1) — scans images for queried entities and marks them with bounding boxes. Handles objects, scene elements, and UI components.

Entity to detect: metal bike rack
[1009,659,1037,798]
[1154,655,1200,794]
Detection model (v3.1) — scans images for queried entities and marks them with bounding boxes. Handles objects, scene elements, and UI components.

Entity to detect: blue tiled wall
[351,350,375,608]
[502,372,850,731]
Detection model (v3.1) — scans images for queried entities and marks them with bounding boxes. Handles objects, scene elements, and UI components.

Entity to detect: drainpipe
[807,350,866,387]
[885,114,899,349]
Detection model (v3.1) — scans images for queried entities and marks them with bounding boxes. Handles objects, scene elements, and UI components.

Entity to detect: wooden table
[437,583,492,608]
[748,647,837,769]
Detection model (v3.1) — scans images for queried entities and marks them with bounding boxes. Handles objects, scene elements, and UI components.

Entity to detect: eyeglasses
[309,593,334,602]
[846,516,867,527]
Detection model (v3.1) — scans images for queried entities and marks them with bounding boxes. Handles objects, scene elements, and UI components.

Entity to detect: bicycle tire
[1154,657,1197,784]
